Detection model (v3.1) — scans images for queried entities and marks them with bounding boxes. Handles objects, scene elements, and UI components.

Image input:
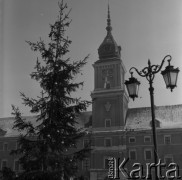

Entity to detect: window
[0,142,3,150]
[14,160,19,171]
[85,115,92,128]
[147,171,155,180]
[129,150,137,160]
[3,143,8,151]
[164,155,173,166]
[19,164,23,171]
[16,142,19,150]
[83,139,89,148]
[82,158,90,170]
[105,119,111,127]
[104,81,111,89]
[90,138,94,147]
[16,141,22,150]
[121,136,126,145]
[105,138,112,147]
[144,136,151,143]
[144,149,152,160]
[129,137,136,143]
[1,160,7,169]
[164,135,171,145]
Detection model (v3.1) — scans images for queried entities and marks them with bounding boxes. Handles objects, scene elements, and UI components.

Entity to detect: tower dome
[98,5,121,60]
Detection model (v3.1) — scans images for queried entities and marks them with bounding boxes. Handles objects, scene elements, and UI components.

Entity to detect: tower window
[105,138,112,147]
[102,69,113,89]
[104,81,111,89]
[164,135,171,145]
[105,119,111,127]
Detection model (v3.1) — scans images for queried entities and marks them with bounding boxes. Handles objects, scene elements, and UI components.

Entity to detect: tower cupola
[98,5,121,60]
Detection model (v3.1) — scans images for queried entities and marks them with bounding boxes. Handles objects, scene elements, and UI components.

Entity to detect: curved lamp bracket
[129,55,172,83]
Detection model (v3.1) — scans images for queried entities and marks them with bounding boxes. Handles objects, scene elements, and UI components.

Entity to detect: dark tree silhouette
[10,1,90,179]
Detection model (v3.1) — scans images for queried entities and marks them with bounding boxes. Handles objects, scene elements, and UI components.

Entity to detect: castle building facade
[0,5,182,180]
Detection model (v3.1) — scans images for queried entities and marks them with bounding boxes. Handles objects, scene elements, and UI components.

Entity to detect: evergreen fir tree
[11,1,90,179]
[0,167,16,180]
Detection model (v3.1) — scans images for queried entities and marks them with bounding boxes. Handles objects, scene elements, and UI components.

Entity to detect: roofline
[128,104,182,111]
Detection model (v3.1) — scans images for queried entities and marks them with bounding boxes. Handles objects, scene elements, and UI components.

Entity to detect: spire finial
[106,2,112,33]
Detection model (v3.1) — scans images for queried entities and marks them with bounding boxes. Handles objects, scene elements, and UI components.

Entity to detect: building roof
[0,116,36,137]
[125,104,182,130]
[1,104,182,137]
[0,112,92,138]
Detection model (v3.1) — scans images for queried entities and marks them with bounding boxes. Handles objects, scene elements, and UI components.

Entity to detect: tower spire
[98,3,121,60]
[106,3,112,33]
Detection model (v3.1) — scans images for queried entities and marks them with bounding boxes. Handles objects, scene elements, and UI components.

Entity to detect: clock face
[102,69,113,76]
[102,68,113,89]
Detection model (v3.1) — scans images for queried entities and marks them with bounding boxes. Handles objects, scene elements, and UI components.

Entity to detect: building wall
[126,129,182,178]
[0,137,20,171]
[92,95,126,128]
[1,126,182,180]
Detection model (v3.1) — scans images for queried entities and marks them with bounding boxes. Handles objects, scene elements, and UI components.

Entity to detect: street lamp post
[125,55,179,180]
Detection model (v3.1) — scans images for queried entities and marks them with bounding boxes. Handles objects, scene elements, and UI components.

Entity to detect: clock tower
[91,5,128,130]
[90,6,128,179]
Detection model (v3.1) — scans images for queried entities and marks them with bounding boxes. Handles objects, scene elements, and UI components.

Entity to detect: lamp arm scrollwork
[152,55,172,74]
[129,67,146,77]
[129,55,172,79]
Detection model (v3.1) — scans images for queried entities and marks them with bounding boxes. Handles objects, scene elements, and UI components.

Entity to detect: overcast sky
[1,0,182,117]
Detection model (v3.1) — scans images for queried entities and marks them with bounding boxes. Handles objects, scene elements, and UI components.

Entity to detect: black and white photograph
[0,0,182,179]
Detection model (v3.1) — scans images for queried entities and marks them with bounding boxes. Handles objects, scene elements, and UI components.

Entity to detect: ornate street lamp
[125,55,179,180]
[125,55,179,100]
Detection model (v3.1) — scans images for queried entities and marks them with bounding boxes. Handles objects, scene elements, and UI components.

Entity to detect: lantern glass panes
[161,60,179,92]
[125,73,140,101]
